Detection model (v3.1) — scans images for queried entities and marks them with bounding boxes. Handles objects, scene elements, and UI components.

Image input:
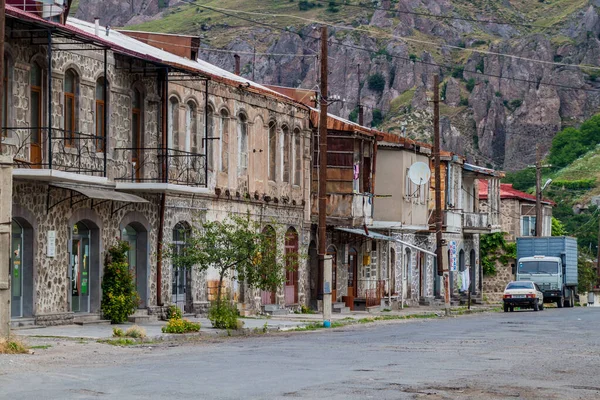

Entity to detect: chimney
[94,17,100,36]
[234,54,240,76]
[358,104,364,126]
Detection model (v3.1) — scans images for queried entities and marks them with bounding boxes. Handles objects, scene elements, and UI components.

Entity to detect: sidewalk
[14,305,498,341]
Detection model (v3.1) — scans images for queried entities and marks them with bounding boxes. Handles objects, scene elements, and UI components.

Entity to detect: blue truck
[516,237,578,308]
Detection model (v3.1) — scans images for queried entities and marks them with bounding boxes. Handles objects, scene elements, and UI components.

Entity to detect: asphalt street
[2,307,600,399]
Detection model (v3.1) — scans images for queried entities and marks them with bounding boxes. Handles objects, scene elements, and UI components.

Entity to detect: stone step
[10,318,38,330]
[332,306,350,314]
[128,315,153,324]
[73,314,111,326]
[367,305,383,313]
[262,304,280,312]
[332,302,347,309]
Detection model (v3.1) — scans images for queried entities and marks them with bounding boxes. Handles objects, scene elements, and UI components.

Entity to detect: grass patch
[30,344,52,350]
[0,337,29,354]
[389,88,416,113]
[99,338,138,346]
[113,325,147,339]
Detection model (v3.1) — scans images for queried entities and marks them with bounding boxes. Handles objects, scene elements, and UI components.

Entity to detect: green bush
[101,241,139,324]
[208,301,239,330]
[166,304,183,320]
[371,109,384,127]
[326,1,339,12]
[367,73,386,93]
[348,107,359,123]
[459,97,469,106]
[298,0,316,11]
[451,66,464,79]
[466,78,476,92]
[112,327,124,337]
[552,179,596,190]
[162,318,200,334]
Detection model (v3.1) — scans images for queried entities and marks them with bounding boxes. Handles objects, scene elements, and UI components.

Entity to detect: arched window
[282,125,290,183]
[293,128,302,186]
[268,121,276,181]
[168,97,179,149]
[238,113,248,173]
[95,77,107,152]
[30,62,43,166]
[132,88,143,181]
[219,109,229,173]
[389,248,396,295]
[206,105,214,170]
[64,69,78,147]
[186,101,197,153]
[404,247,411,297]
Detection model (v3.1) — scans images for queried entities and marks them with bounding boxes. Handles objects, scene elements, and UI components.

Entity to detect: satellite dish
[408,162,431,185]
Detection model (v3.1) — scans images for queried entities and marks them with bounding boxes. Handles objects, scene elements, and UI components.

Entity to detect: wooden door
[346,248,358,310]
[284,228,299,305]
[30,86,42,167]
[132,108,142,181]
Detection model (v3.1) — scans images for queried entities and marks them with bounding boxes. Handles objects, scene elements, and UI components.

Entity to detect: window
[186,101,197,153]
[282,125,290,183]
[64,69,77,147]
[506,281,534,290]
[518,261,559,275]
[168,97,179,149]
[219,109,229,172]
[206,105,214,170]
[521,216,536,237]
[293,128,302,186]
[268,121,276,181]
[238,113,248,173]
[131,88,142,181]
[95,77,106,152]
[405,168,412,199]
[30,63,43,165]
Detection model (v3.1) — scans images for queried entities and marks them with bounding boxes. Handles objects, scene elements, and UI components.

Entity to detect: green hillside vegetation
[504,113,600,253]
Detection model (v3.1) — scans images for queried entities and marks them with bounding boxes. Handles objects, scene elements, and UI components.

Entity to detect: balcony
[7,128,108,185]
[311,192,373,227]
[114,147,206,188]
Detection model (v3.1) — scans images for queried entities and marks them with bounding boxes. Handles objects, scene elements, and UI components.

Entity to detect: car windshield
[506,282,534,290]
[519,261,559,274]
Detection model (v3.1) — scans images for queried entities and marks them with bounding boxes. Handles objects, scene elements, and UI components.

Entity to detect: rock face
[75,0,600,171]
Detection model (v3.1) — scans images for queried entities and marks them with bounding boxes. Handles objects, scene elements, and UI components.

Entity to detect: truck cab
[516,255,574,307]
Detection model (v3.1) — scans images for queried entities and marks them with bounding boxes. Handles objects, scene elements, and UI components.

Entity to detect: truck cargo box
[516,237,578,286]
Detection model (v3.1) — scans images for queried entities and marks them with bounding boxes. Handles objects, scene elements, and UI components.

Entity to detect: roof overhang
[335,227,437,257]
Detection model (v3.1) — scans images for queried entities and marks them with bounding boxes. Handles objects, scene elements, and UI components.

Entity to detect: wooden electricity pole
[535,145,543,237]
[318,27,331,325]
[0,0,9,338]
[433,75,450,316]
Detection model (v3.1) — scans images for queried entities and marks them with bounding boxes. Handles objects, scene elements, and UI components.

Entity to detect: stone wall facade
[4,19,310,325]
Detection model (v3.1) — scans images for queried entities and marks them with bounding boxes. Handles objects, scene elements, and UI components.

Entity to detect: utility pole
[0,0,10,338]
[357,64,363,126]
[318,27,332,327]
[433,75,450,316]
[535,144,542,237]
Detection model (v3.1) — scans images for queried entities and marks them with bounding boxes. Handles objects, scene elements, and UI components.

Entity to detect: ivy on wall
[480,232,516,276]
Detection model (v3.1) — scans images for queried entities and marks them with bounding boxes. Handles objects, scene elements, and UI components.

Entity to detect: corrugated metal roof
[479,181,554,205]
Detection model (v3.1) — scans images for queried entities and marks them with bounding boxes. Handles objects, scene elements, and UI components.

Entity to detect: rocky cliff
[74,0,600,171]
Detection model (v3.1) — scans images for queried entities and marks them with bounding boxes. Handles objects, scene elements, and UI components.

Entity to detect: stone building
[3,5,311,326]
[479,181,554,302]
[427,152,503,304]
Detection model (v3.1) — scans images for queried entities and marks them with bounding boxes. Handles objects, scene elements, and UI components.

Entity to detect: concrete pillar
[0,156,13,337]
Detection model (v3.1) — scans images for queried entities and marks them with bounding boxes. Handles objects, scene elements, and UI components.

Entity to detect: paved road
[2,307,600,399]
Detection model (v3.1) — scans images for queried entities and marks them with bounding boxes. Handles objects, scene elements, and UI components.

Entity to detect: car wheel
[540,303,544,311]
[533,300,539,311]
[557,297,564,308]
[504,303,509,312]
[510,306,514,312]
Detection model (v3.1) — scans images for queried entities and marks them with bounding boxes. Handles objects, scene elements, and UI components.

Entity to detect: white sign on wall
[47,231,56,257]
[448,241,457,272]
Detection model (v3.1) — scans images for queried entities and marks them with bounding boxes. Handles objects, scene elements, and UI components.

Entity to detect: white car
[503,281,544,312]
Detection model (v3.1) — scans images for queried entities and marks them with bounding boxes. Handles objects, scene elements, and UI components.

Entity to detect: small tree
[170,213,293,327]
[101,241,139,323]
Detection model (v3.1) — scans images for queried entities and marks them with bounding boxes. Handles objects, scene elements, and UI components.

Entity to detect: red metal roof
[479,181,554,205]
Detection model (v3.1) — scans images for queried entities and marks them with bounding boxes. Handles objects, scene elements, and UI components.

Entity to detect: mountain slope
[74,0,600,171]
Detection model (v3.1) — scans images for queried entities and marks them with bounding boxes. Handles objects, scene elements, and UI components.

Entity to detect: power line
[309,0,545,28]
[191,3,600,72]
